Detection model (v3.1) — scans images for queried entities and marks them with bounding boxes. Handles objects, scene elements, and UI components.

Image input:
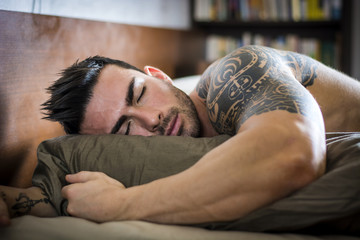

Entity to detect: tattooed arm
[150,46,325,222]
[169,45,326,221]
[0,186,57,226]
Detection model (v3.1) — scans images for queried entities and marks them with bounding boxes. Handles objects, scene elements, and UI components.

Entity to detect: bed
[0,10,359,240]
[2,76,360,240]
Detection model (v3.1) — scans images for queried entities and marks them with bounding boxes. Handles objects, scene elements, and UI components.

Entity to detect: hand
[0,190,11,227]
[61,171,126,222]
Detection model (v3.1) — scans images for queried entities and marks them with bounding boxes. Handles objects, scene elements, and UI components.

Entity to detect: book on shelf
[193,0,342,22]
[204,34,339,69]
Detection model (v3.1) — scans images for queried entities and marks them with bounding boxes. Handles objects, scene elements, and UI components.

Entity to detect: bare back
[274,48,360,132]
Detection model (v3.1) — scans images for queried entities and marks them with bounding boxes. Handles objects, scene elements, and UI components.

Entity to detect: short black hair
[41,56,144,134]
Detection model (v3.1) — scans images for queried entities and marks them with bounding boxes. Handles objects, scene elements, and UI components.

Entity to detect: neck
[189,91,219,137]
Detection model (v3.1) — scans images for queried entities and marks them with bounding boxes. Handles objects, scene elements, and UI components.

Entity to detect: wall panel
[0,10,203,186]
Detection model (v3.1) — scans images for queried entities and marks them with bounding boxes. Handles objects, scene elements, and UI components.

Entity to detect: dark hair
[41,56,144,134]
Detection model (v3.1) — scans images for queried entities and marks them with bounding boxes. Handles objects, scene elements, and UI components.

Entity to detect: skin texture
[274,47,360,132]
[2,45,360,225]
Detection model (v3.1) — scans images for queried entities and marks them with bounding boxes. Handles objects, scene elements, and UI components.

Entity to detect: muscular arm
[0,186,57,225]
[137,46,326,222]
[63,46,326,224]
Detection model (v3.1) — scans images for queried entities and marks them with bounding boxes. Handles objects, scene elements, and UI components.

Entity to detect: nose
[131,107,162,132]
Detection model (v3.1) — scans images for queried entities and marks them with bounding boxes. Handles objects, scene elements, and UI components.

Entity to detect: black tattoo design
[197,46,320,135]
[280,50,319,87]
[196,60,217,102]
[12,192,50,217]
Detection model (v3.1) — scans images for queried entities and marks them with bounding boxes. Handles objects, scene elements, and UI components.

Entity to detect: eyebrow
[110,77,135,134]
[126,77,135,106]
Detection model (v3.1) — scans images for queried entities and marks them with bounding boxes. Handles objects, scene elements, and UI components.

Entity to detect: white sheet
[1,216,355,240]
[173,75,201,94]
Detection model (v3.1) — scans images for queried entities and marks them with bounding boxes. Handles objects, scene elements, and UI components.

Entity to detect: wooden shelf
[193,20,341,29]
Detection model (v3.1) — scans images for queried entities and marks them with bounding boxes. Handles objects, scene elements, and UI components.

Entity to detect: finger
[0,199,10,227]
[61,183,81,200]
[61,184,70,198]
[65,171,103,183]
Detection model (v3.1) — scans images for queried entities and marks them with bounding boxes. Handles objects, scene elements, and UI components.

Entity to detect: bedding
[2,215,359,240]
[33,134,230,215]
[30,132,360,236]
[173,75,201,94]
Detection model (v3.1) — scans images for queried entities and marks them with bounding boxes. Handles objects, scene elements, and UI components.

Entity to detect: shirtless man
[1,45,359,226]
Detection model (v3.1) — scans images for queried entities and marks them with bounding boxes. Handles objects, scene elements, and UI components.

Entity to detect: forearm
[120,112,326,224]
[0,186,57,218]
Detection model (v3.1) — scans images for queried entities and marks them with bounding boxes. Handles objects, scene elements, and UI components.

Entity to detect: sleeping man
[1,45,360,226]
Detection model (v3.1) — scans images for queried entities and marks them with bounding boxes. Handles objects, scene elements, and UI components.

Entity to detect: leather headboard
[0,10,203,187]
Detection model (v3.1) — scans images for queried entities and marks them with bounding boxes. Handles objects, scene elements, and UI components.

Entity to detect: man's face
[80,64,201,137]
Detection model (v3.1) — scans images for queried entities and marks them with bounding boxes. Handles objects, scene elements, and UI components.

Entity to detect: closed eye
[125,121,131,135]
[137,86,146,103]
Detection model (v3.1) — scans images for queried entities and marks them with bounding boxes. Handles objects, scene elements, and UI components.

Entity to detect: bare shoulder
[195,45,324,135]
[273,49,320,87]
[276,48,360,131]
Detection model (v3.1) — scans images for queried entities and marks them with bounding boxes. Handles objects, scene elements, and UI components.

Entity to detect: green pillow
[33,135,230,216]
[33,133,360,235]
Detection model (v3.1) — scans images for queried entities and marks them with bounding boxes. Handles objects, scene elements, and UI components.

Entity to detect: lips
[166,113,181,136]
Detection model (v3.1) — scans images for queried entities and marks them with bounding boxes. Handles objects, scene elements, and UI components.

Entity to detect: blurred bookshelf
[192,0,353,75]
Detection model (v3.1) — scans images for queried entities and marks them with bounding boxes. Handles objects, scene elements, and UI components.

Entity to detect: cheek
[130,125,155,136]
[150,88,179,106]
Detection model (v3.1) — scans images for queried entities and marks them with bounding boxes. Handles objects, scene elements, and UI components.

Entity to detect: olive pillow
[33,133,360,235]
[33,134,230,216]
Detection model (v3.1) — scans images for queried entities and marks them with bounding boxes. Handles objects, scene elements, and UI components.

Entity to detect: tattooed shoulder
[196,59,221,103]
[202,45,320,135]
[277,50,319,87]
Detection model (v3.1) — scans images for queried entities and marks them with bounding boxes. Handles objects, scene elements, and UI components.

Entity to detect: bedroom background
[1,0,360,79]
[0,0,359,188]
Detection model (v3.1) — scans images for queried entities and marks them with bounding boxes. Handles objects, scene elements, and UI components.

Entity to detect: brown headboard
[0,10,204,187]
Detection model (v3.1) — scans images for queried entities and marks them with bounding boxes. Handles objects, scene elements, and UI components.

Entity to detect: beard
[157,83,201,137]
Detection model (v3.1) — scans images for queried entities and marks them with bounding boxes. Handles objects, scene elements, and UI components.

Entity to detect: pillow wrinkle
[32,133,360,235]
[34,145,70,215]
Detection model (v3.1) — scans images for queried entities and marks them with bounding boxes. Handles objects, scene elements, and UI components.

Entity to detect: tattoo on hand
[11,192,50,217]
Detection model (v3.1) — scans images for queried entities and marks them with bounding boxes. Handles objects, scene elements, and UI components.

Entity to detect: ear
[144,66,173,84]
